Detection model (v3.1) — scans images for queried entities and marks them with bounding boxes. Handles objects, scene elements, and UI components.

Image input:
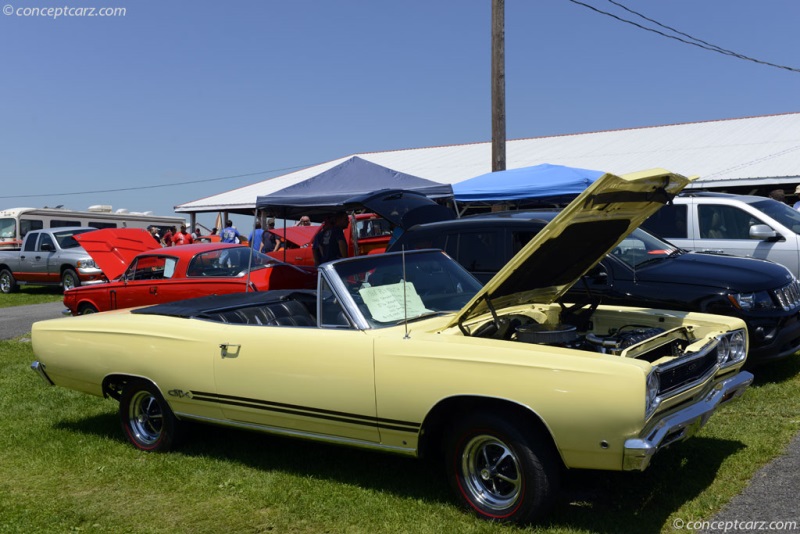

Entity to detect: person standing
[248,222,264,250]
[161,226,174,247]
[792,186,800,209]
[261,219,277,253]
[172,225,193,246]
[221,220,241,243]
[148,226,162,245]
[313,212,348,266]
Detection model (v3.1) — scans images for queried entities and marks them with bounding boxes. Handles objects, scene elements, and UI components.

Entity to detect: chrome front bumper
[623,370,754,471]
[31,361,54,386]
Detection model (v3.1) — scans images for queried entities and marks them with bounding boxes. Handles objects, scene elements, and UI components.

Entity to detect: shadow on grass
[748,352,800,387]
[544,437,745,534]
[18,286,64,295]
[56,412,745,531]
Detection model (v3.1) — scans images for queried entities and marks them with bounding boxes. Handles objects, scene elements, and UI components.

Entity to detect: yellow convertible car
[31,169,753,524]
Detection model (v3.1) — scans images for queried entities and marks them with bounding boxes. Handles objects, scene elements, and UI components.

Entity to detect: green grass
[2,337,799,533]
[0,286,63,308]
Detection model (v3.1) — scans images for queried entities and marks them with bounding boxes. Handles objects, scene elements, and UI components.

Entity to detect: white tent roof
[175,112,800,214]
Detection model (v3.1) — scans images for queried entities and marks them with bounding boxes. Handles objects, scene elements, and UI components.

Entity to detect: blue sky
[1,0,799,228]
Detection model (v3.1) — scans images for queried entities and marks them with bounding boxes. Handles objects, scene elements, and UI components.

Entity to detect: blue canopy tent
[452,163,604,213]
[256,156,453,220]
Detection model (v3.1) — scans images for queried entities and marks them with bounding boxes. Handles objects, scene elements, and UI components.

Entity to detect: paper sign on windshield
[359,281,431,322]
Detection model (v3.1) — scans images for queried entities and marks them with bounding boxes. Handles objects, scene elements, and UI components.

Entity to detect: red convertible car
[63,229,316,315]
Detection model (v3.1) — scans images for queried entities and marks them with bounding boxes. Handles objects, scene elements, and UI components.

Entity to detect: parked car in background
[63,229,316,315]
[642,192,800,277]
[389,210,800,365]
[31,169,753,524]
[0,227,104,293]
[267,213,394,266]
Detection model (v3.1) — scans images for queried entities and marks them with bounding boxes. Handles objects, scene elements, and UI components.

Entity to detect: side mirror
[750,224,779,241]
[40,242,53,252]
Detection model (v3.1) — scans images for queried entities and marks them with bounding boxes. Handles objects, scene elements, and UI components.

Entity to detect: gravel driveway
[0,301,65,339]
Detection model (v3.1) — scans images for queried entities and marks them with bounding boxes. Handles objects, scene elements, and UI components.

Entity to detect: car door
[114,255,177,309]
[212,324,379,443]
[694,203,800,271]
[19,233,51,283]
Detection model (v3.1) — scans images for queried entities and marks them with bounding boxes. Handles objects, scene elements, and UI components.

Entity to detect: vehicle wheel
[444,412,560,524]
[61,269,80,291]
[119,380,183,452]
[78,303,98,315]
[0,268,18,294]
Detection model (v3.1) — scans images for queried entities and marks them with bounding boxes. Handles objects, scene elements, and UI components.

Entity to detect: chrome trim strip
[189,390,421,433]
[624,371,753,471]
[174,411,418,457]
[30,361,54,386]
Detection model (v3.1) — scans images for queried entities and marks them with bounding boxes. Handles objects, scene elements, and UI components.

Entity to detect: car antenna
[245,211,257,292]
[402,246,410,339]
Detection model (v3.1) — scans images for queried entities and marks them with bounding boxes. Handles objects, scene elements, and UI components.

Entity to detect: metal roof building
[175,112,800,216]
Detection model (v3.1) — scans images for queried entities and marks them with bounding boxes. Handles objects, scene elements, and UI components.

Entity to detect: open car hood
[74,228,161,280]
[445,169,694,330]
[268,225,319,247]
[344,189,455,230]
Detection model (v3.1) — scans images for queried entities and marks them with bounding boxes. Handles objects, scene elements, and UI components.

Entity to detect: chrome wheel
[0,269,17,293]
[445,412,560,524]
[460,434,522,512]
[62,269,79,291]
[127,390,164,446]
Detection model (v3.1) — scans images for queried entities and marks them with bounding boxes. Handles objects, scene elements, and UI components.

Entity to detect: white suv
[642,192,800,277]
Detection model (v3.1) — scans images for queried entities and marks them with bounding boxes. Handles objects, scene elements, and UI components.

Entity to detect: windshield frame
[321,249,482,329]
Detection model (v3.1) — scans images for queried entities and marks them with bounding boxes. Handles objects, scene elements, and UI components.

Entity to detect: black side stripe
[190,391,420,433]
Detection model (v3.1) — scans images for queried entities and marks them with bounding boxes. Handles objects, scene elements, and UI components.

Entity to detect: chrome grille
[773,280,800,311]
[657,346,718,395]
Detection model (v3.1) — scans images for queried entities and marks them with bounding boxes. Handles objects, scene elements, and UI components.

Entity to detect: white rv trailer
[0,206,186,250]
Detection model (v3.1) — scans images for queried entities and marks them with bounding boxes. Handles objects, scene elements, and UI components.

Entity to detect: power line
[0,162,322,200]
[567,0,800,74]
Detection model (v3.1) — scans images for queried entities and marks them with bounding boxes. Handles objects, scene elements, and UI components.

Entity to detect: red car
[267,213,393,267]
[63,229,316,315]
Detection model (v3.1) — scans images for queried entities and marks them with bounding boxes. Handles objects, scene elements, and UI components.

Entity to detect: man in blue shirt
[221,220,241,243]
[248,222,264,250]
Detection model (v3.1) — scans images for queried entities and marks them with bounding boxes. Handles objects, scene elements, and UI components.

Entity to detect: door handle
[220,344,241,359]
[149,286,158,295]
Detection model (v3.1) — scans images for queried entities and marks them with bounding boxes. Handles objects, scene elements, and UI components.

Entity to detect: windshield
[0,218,15,239]
[331,250,482,328]
[187,246,280,277]
[53,228,95,249]
[750,198,800,234]
[611,228,679,269]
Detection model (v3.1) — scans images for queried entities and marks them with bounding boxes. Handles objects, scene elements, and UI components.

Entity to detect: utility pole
[491,0,506,172]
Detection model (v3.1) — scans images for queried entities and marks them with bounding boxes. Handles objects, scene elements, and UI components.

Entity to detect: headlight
[717,328,748,367]
[727,330,747,365]
[75,259,97,269]
[645,371,660,419]
[716,335,730,364]
[728,291,775,311]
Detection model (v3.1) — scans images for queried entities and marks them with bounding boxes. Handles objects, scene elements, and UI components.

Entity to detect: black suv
[388,211,800,365]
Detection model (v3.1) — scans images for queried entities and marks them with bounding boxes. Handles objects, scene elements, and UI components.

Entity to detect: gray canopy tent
[255,156,453,220]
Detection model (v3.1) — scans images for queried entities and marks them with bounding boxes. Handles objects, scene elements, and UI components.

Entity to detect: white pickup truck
[0,227,104,293]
